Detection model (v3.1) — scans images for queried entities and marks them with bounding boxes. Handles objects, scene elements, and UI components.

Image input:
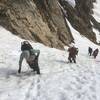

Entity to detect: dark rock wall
[0,0,99,49]
[59,0,97,43]
[0,0,73,49]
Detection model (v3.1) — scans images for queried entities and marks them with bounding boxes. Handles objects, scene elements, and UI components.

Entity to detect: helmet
[21,41,29,45]
[23,41,29,44]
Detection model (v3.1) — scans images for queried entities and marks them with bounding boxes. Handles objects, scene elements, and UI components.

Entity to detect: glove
[18,69,21,73]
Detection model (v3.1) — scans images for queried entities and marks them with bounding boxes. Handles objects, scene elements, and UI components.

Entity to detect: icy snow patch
[93,0,100,22]
[65,0,76,8]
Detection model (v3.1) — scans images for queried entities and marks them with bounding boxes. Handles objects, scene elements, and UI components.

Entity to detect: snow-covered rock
[65,0,76,8]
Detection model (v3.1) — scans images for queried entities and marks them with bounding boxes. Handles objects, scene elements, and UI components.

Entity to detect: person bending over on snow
[18,41,40,74]
[88,47,93,56]
[92,48,99,59]
[68,44,78,63]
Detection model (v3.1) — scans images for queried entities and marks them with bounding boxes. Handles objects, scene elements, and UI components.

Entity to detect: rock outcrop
[0,0,73,49]
[0,0,99,49]
[59,0,97,43]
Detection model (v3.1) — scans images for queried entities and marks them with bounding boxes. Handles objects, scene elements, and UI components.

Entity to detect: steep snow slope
[93,0,100,22]
[65,0,76,8]
[0,26,100,100]
[66,19,99,53]
[93,0,100,43]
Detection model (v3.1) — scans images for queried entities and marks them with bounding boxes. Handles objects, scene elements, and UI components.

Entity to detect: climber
[18,41,40,74]
[88,47,93,56]
[68,44,78,63]
[92,48,99,59]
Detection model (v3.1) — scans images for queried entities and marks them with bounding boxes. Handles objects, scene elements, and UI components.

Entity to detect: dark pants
[68,56,76,63]
[88,51,92,56]
[93,54,97,59]
[27,57,40,74]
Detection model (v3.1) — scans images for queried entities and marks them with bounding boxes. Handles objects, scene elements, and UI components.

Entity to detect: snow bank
[65,0,76,8]
[93,0,100,22]
[93,28,100,43]
[0,26,100,100]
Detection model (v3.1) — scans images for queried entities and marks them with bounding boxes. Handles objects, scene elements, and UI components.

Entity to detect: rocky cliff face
[0,0,73,49]
[59,0,97,43]
[0,0,99,49]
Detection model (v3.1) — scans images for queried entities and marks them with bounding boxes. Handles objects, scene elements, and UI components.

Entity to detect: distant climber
[18,41,40,74]
[67,44,78,63]
[92,48,99,59]
[88,47,93,56]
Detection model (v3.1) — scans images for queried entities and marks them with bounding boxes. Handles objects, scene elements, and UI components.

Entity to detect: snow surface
[65,0,76,8]
[0,24,100,100]
[93,28,100,43]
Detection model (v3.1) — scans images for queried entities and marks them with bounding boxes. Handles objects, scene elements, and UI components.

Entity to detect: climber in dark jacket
[88,47,93,56]
[92,48,99,59]
[68,45,78,63]
[21,41,33,51]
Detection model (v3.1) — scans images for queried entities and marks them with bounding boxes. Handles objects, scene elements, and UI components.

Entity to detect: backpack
[29,49,36,56]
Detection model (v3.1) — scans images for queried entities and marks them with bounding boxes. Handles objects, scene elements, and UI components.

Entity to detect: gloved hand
[35,55,38,59]
[18,69,21,73]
